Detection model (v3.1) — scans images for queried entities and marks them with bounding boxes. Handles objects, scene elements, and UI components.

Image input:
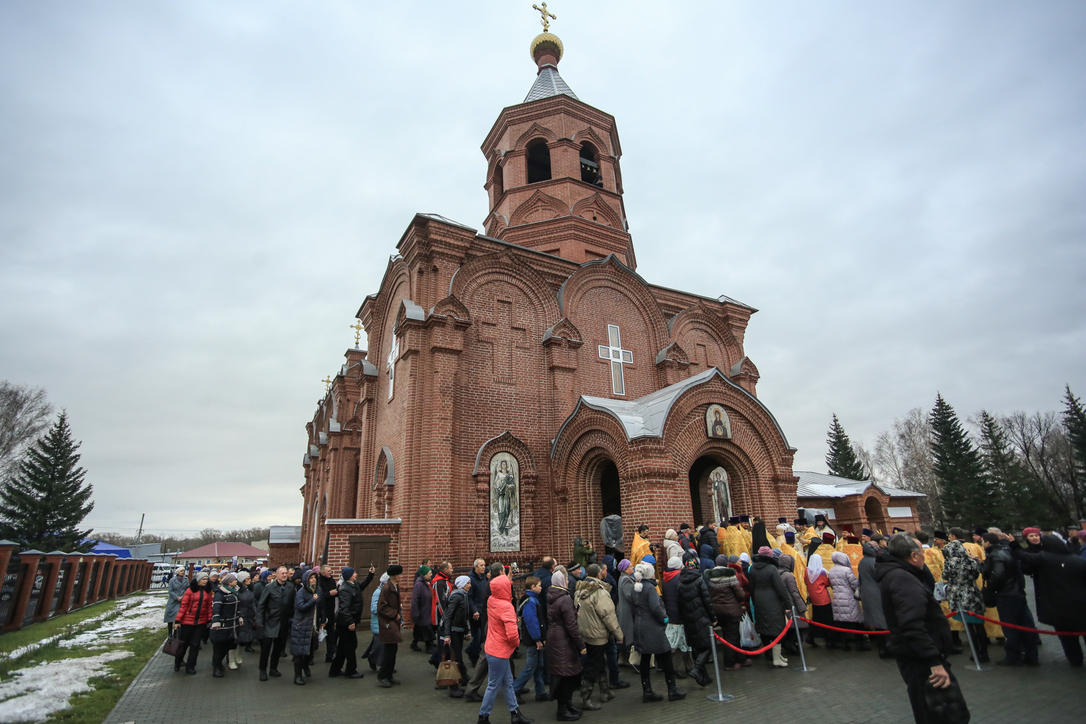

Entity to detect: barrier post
[958,610,988,672]
[791,614,814,672]
[706,625,734,703]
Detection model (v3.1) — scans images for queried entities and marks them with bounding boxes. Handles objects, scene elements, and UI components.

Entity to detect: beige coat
[574,577,623,646]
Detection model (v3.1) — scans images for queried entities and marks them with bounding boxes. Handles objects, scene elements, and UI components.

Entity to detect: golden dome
[530,32,563,64]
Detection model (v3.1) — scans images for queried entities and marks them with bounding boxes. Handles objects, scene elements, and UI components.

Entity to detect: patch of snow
[0,650,132,722]
[58,604,162,649]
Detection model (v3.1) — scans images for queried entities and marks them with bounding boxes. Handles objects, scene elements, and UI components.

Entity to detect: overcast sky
[2,2,1084,537]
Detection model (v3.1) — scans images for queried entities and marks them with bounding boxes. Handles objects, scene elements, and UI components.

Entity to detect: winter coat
[545,584,584,676]
[777,555,808,620]
[677,566,714,650]
[942,540,984,617]
[317,573,338,626]
[209,587,241,644]
[857,545,887,629]
[441,587,470,637]
[748,555,790,638]
[698,527,718,560]
[176,583,214,626]
[520,590,543,644]
[254,580,295,639]
[484,575,519,658]
[827,553,863,623]
[410,576,433,626]
[236,584,257,643]
[290,582,321,656]
[874,553,952,665]
[806,566,831,606]
[728,563,751,598]
[468,569,490,621]
[430,571,452,627]
[983,542,1025,601]
[164,575,188,623]
[376,580,402,644]
[660,569,682,622]
[661,538,683,565]
[629,575,670,655]
[574,576,622,646]
[706,566,747,621]
[1016,535,1086,629]
[370,584,383,636]
[336,578,366,627]
[698,544,715,573]
[616,573,636,646]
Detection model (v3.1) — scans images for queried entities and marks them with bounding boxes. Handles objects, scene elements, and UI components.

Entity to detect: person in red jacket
[477,574,532,724]
[805,553,834,648]
[174,571,214,674]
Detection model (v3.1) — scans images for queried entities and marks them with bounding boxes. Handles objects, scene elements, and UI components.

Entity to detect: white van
[152,562,176,586]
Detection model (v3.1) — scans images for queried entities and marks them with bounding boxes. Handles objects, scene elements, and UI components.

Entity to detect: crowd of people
[160,514,1086,722]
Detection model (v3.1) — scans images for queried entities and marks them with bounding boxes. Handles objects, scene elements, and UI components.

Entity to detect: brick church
[297,22,799,574]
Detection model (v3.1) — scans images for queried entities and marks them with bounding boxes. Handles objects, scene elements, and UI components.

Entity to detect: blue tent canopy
[82,540,132,557]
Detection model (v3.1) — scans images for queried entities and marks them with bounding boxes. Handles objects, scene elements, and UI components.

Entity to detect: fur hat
[633,562,655,592]
[386,564,403,577]
[666,556,683,570]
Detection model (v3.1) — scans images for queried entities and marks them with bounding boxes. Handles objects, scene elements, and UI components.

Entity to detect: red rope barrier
[796,616,889,635]
[947,610,1086,637]
[713,618,792,656]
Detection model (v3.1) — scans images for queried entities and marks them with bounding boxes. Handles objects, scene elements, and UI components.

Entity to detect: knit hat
[617,559,631,573]
[341,567,355,581]
[208,569,220,578]
[633,562,655,592]
[738,552,751,564]
[831,551,850,567]
[236,571,250,584]
[679,523,691,531]
[757,546,772,556]
[387,564,403,576]
[417,565,431,578]
[822,532,836,543]
[715,554,728,567]
[666,556,682,570]
[259,570,271,582]
[175,566,185,574]
[1023,527,1041,536]
[641,554,656,566]
[682,552,699,569]
[196,571,209,581]
[784,531,795,544]
[455,575,471,589]
[221,572,237,586]
[551,570,567,589]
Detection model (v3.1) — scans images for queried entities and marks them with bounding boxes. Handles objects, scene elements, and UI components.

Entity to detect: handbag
[739,612,760,648]
[924,676,971,723]
[163,629,184,656]
[435,644,460,687]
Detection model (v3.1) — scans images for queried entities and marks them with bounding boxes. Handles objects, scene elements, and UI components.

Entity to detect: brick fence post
[57,554,78,614]
[6,549,43,631]
[34,551,66,622]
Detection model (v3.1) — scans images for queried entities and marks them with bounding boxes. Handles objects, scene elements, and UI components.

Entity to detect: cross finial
[532,2,556,32]
[321,376,333,393]
[350,319,363,347]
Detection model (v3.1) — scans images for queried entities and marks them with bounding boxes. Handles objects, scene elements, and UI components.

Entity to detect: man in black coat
[317,564,340,662]
[466,558,490,667]
[875,534,964,724]
[981,533,1038,666]
[329,565,376,678]
[254,566,295,680]
[1015,533,1086,667]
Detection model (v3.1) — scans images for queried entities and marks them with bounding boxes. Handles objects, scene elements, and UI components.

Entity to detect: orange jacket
[484,575,520,658]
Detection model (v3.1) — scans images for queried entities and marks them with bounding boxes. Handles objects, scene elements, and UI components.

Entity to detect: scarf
[807,553,826,581]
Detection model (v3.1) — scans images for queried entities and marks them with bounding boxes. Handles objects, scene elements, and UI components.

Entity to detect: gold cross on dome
[532,2,556,31]
[321,376,333,393]
[350,319,363,347]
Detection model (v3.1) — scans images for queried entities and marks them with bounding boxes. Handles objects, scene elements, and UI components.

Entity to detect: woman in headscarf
[804,551,833,648]
[410,565,434,652]
[174,571,213,674]
[943,539,989,663]
[290,569,321,685]
[546,569,586,721]
[630,562,685,703]
[363,572,389,673]
[748,546,791,667]
[209,571,241,678]
[827,551,865,651]
[164,566,187,636]
[706,558,747,670]
[661,529,683,565]
[660,556,689,675]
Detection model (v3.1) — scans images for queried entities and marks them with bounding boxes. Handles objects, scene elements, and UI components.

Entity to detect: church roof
[795,470,925,499]
[555,367,791,451]
[524,64,578,103]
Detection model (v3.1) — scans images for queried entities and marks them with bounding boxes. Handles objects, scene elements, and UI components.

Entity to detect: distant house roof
[795,470,924,499]
[177,542,268,559]
[269,526,302,544]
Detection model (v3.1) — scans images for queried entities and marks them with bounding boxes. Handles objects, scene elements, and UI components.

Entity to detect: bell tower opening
[598,459,620,517]
[526,139,551,183]
[579,142,601,186]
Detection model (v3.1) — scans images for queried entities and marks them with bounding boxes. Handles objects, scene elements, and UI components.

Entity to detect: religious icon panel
[706,404,731,439]
[489,452,521,552]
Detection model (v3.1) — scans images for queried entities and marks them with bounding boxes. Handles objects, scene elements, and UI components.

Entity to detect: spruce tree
[929,394,986,528]
[1061,385,1086,518]
[976,410,1030,528]
[826,413,868,480]
[0,411,94,550]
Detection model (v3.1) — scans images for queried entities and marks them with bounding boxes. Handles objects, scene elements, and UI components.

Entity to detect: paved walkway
[107,620,1084,723]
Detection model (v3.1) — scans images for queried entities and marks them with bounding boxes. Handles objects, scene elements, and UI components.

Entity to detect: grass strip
[0,600,121,659]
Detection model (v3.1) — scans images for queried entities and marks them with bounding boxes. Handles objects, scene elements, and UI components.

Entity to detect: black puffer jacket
[748,555,790,638]
[983,541,1025,600]
[706,566,747,620]
[336,579,365,627]
[874,553,952,666]
[676,566,713,650]
[441,588,470,637]
[1015,535,1086,628]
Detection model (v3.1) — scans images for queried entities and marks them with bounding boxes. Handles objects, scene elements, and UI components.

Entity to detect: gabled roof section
[177,542,268,559]
[552,367,792,455]
[524,65,578,103]
[794,470,925,499]
[269,526,302,544]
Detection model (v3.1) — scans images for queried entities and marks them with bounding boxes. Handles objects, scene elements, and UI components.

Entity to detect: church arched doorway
[597,459,621,517]
[688,455,732,525]
[865,496,888,534]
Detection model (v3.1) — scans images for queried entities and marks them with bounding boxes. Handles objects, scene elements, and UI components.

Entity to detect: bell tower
[480,11,636,269]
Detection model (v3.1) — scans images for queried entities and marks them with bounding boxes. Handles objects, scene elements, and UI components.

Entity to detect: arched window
[493,162,504,194]
[579,142,602,186]
[526,138,551,183]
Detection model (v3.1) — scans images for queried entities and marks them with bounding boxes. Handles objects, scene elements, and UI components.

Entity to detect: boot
[510,709,534,724]
[556,701,581,721]
[476,716,489,724]
[771,644,788,668]
[579,685,601,711]
[665,671,685,701]
[598,679,614,702]
[226,649,239,670]
[641,681,663,703]
[448,685,465,698]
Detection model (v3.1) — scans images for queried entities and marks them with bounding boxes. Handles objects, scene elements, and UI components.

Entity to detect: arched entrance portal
[864,496,888,534]
[688,456,733,525]
[598,460,621,517]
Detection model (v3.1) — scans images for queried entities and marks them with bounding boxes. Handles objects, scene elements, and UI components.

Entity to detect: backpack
[516,594,533,643]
